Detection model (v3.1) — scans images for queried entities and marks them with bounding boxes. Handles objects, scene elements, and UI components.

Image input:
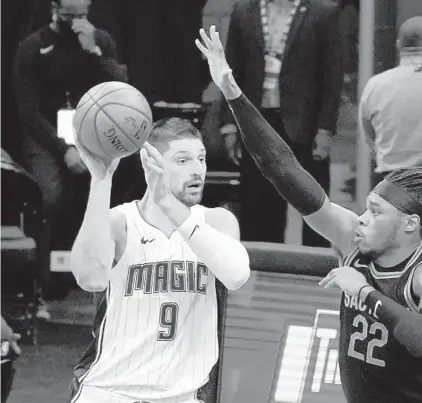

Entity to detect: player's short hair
[384,167,422,205]
[148,117,203,152]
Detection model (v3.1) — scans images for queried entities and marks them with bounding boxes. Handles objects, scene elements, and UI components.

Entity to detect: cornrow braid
[385,167,422,204]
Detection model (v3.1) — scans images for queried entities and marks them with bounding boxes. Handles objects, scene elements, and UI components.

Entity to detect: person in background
[13,0,127,300]
[359,16,422,186]
[220,0,344,246]
[1,316,21,403]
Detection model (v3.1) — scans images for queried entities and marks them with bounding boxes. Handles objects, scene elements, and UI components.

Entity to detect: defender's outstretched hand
[195,26,241,100]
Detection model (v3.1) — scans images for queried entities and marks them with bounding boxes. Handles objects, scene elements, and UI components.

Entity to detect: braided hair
[385,167,422,205]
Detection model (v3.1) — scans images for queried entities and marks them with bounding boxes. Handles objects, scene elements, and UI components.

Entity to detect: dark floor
[7,321,92,403]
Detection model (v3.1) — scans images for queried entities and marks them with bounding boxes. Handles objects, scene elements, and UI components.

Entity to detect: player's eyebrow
[368,200,382,208]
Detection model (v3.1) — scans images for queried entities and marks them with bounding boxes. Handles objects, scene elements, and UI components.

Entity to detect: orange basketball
[73,82,153,160]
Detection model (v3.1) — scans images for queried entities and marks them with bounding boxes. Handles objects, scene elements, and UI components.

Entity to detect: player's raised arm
[141,143,250,290]
[196,27,360,256]
[69,140,124,292]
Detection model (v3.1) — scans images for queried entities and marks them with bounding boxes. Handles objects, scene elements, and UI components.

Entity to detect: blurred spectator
[1,316,21,403]
[220,0,344,246]
[13,0,127,298]
[2,0,52,164]
[116,0,209,104]
[359,16,422,186]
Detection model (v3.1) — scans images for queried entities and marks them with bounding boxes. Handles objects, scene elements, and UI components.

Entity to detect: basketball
[73,81,153,160]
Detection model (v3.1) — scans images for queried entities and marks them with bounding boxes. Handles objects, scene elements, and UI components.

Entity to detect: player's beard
[358,219,402,258]
[175,184,204,207]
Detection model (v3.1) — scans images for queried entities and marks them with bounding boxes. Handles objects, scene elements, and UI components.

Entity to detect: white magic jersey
[78,201,219,401]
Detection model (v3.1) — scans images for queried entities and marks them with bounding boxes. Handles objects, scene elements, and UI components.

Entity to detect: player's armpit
[204,207,240,240]
[110,208,127,267]
[304,197,360,257]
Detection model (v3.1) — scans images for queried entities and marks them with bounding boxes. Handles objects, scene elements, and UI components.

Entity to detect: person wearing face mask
[13,0,127,300]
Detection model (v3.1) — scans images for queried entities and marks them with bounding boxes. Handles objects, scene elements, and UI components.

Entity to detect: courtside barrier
[218,242,347,403]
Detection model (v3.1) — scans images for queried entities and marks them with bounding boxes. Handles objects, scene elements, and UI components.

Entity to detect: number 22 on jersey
[347,314,389,367]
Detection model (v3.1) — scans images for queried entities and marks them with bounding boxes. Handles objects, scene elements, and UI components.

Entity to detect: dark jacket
[13,25,127,160]
[223,0,344,145]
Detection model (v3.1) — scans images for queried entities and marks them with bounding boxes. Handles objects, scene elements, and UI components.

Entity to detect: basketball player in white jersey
[69,117,251,403]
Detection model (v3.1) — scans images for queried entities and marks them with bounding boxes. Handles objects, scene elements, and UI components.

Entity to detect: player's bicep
[205,207,240,240]
[110,208,127,266]
[304,197,360,256]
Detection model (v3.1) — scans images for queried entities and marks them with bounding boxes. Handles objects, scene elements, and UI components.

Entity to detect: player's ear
[404,214,421,233]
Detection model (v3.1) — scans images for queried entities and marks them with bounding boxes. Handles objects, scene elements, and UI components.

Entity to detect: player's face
[355,193,405,258]
[162,138,207,207]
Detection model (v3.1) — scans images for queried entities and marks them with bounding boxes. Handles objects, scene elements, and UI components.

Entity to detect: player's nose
[190,159,205,175]
[358,210,369,225]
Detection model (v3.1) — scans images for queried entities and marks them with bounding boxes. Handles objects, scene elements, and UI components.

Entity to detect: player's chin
[180,192,203,207]
[357,240,378,257]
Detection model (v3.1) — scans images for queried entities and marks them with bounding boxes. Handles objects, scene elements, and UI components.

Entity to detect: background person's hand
[312,129,332,161]
[223,132,242,166]
[72,18,97,52]
[1,316,21,356]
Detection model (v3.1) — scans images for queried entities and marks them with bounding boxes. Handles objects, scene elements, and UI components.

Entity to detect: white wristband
[178,213,200,240]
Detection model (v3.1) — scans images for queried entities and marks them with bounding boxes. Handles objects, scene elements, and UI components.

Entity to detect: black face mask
[57,19,79,43]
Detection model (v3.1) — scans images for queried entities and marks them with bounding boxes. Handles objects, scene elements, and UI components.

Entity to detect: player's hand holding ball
[74,136,119,180]
[319,266,369,297]
[73,81,153,179]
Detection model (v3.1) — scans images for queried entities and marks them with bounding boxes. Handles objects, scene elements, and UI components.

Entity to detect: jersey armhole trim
[111,204,131,272]
[404,263,421,313]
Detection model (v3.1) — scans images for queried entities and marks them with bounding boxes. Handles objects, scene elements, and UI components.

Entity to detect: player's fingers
[323,278,338,289]
[143,143,166,168]
[195,39,210,58]
[319,269,337,286]
[140,148,150,170]
[199,28,213,49]
[210,26,223,49]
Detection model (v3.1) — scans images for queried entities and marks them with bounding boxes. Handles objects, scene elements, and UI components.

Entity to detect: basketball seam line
[87,86,135,104]
[79,82,108,107]
[102,102,152,121]
[87,94,144,150]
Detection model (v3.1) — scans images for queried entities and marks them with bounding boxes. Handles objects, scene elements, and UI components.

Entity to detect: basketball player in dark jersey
[197,26,422,403]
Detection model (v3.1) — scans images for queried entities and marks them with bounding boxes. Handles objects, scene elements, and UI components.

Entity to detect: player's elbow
[77,277,109,293]
[224,258,251,291]
[71,261,110,292]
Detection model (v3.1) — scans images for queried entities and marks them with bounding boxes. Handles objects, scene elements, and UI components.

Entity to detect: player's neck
[374,238,421,267]
[138,196,178,237]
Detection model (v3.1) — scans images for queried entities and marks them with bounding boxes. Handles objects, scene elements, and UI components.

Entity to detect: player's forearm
[184,224,250,290]
[365,290,422,357]
[172,212,250,290]
[70,176,114,292]
[226,94,326,216]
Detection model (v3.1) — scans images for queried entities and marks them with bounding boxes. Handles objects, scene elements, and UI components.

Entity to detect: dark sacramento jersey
[338,242,422,403]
